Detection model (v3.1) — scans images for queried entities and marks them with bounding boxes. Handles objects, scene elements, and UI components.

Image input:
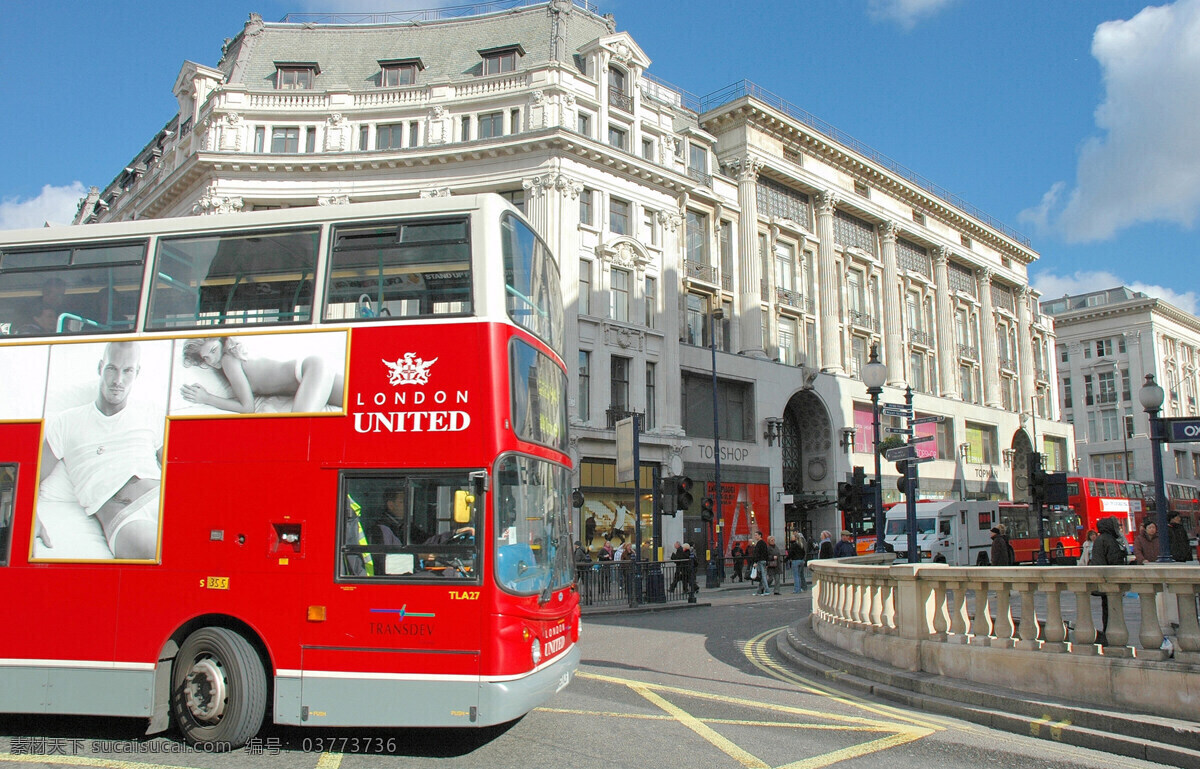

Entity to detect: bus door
[290,471,484,728]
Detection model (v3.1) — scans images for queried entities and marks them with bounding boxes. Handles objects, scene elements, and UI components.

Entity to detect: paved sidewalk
[776,598,1200,769]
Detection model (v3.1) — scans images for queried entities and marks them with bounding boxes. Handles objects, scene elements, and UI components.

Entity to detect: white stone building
[1042,287,1200,523]
[72,0,1072,556]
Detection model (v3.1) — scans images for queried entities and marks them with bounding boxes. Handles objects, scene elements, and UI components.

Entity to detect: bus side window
[0,464,16,567]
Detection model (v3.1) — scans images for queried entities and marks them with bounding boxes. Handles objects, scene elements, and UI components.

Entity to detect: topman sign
[1167,418,1200,443]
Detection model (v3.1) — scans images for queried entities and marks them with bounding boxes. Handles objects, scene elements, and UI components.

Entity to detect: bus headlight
[530,638,542,666]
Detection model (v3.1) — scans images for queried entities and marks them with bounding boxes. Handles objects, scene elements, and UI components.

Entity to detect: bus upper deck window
[325,217,472,322]
[0,243,144,337]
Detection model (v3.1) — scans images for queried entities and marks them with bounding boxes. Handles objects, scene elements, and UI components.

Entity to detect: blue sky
[2,0,1197,312]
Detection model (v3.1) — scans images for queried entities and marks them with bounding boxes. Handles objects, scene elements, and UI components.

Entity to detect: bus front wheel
[171,627,266,750]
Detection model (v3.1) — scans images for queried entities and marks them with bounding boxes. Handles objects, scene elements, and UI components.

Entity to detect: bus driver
[39,341,163,560]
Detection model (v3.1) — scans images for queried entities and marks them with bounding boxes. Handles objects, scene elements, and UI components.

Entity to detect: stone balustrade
[808,555,1200,721]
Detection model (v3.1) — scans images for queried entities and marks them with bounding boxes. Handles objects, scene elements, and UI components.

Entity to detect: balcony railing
[998,356,1015,371]
[722,272,732,291]
[608,86,633,113]
[605,408,644,430]
[775,287,803,310]
[684,260,717,284]
[910,329,933,348]
[1096,391,1119,406]
[849,310,878,331]
[686,167,713,188]
[957,343,979,360]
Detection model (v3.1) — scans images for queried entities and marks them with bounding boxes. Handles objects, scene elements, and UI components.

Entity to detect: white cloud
[867,0,958,29]
[0,183,87,231]
[1033,269,1198,315]
[1030,0,1200,242]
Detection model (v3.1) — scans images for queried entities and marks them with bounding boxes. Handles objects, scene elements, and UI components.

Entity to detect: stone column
[816,190,842,373]
[932,247,959,398]
[659,210,685,435]
[1016,285,1036,415]
[879,221,904,385]
[732,156,765,357]
[977,269,1002,407]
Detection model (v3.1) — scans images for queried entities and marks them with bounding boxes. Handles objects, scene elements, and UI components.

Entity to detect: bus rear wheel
[171,627,266,750]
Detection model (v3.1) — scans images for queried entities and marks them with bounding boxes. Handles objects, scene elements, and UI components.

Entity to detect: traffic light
[895,459,910,496]
[700,496,715,522]
[675,476,694,514]
[658,477,677,517]
[1044,472,1069,507]
[571,488,585,509]
[837,481,855,511]
[1029,452,1046,504]
[861,479,877,519]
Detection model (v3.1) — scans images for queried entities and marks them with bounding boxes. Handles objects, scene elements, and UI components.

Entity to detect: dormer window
[275,62,319,90]
[380,58,423,87]
[479,44,524,75]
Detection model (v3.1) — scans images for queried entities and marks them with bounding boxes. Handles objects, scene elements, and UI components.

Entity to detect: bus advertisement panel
[0,196,577,748]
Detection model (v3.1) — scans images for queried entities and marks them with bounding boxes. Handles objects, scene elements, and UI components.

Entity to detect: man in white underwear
[40,341,163,559]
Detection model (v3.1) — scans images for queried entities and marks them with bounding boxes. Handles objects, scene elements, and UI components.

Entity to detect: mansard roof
[218,4,613,90]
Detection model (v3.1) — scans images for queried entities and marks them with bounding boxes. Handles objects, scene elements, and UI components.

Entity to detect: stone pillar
[977,269,1002,407]
[1016,285,1036,415]
[732,156,765,358]
[879,222,904,385]
[659,210,685,436]
[932,247,959,398]
[816,191,842,373]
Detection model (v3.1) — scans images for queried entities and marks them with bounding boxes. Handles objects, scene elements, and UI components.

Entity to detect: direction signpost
[1167,418,1200,443]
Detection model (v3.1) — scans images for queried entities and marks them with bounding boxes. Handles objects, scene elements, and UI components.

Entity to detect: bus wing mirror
[454,490,475,524]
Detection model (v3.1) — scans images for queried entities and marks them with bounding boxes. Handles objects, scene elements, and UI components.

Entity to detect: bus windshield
[501,213,563,357]
[494,454,573,596]
[885,518,936,536]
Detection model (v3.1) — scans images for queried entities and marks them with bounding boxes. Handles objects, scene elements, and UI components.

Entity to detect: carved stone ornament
[932,245,950,266]
[604,323,644,351]
[597,239,651,271]
[531,89,545,105]
[192,184,244,216]
[522,173,582,200]
[880,220,900,241]
[727,155,765,182]
[419,187,452,199]
[807,457,827,482]
[816,190,839,215]
[431,105,448,120]
[327,113,346,128]
[318,195,350,206]
[977,267,994,286]
[609,41,634,65]
[223,112,242,127]
[657,210,682,233]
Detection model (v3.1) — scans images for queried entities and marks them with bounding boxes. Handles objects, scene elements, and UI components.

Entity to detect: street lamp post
[1138,374,1173,562]
[1115,362,1130,481]
[709,307,725,585]
[862,345,888,553]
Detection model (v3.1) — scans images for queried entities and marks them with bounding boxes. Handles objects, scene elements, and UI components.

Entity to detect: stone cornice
[700,99,1037,264]
[1049,297,1200,335]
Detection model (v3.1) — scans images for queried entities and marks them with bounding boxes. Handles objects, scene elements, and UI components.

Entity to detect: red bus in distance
[0,196,578,748]
[1067,476,1145,541]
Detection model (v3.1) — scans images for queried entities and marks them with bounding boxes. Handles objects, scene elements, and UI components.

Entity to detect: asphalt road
[0,587,1174,768]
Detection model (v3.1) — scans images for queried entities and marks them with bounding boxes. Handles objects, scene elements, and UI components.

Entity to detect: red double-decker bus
[1066,476,1145,540]
[0,195,578,747]
[997,502,1082,563]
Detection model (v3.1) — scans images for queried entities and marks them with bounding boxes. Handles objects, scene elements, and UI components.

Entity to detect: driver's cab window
[0,465,15,566]
[339,471,480,581]
[938,519,951,537]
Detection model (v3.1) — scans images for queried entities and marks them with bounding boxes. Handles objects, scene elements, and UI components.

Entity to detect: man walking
[751,531,770,595]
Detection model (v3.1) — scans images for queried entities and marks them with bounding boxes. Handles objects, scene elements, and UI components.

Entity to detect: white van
[884,500,1000,565]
